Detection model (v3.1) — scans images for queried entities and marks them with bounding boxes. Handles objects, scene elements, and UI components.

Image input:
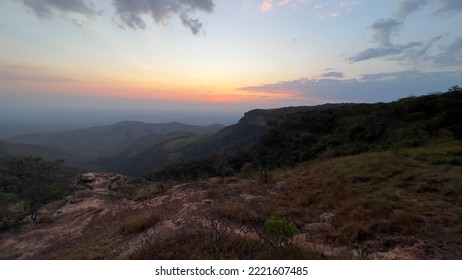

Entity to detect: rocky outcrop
[0,172,134,259]
[0,173,216,259]
[72,172,127,191]
[0,171,442,260]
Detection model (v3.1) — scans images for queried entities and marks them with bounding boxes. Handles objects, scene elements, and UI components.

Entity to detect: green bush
[264,213,299,245]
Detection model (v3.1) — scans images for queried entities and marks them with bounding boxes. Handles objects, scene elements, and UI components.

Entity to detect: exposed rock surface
[0,173,216,259]
[0,172,440,260]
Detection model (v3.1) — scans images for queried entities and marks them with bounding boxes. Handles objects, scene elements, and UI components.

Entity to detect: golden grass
[258,134,462,255]
[120,210,162,235]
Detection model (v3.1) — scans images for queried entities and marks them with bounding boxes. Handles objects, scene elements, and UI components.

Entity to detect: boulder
[80,173,96,182]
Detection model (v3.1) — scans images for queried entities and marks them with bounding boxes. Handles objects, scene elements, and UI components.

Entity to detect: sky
[1,0,462,129]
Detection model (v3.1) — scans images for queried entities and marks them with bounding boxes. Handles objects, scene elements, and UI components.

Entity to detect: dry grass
[120,210,162,235]
[257,134,462,257]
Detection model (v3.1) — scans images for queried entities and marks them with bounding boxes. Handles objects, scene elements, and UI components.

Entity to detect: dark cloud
[430,36,462,66]
[238,70,462,103]
[321,71,344,78]
[396,0,429,19]
[347,42,422,63]
[180,13,203,35]
[14,0,215,35]
[434,0,462,15]
[112,0,215,35]
[18,0,98,19]
[370,18,403,47]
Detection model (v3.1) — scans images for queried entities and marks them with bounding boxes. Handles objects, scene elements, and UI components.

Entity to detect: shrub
[258,169,273,183]
[264,213,299,245]
[122,184,139,200]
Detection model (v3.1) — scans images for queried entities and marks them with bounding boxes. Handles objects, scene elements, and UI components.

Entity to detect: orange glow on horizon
[1,64,300,106]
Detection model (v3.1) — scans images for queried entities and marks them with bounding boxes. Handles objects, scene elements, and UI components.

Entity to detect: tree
[0,157,70,223]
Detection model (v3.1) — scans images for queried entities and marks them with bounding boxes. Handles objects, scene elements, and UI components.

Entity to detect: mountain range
[2,88,462,260]
[2,121,227,172]
[3,89,462,178]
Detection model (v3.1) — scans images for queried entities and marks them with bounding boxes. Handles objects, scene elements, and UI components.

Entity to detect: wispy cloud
[17,0,98,19]
[434,0,462,15]
[396,0,430,19]
[430,36,462,66]
[348,0,462,66]
[0,64,76,84]
[258,0,360,17]
[260,0,273,12]
[238,70,462,103]
[347,42,423,63]
[320,71,344,78]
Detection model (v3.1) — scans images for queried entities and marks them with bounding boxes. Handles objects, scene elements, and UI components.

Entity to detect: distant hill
[0,141,75,161]
[7,121,225,158]
[93,122,265,176]
[5,88,462,178]
[147,88,462,181]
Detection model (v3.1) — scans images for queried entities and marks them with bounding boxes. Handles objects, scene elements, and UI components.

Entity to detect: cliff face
[239,109,272,127]
[238,106,332,127]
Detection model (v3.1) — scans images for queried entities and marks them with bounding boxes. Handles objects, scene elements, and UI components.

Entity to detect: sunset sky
[1,0,462,127]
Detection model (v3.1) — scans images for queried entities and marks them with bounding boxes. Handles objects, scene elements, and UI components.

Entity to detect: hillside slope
[94,123,265,176]
[8,121,225,157]
[1,135,461,259]
[0,141,75,160]
[146,89,462,182]
[254,90,462,168]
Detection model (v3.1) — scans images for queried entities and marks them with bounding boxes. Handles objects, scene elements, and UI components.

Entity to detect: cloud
[238,70,462,103]
[14,0,215,35]
[434,0,462,15]
[112,0,215,35]
[348,0,462,65]
[260,0,272,12]
[320,71,344,78]
[347,42,423,63]
[370,18,403,47]
[396,0,462,17]
[396,0,429,19]
[18,0,98,19]
[0,64,75,83]
[180,13,203,35]
[430,36,462,66]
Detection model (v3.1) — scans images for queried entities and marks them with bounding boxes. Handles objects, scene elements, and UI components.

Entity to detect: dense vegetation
[0,156,78,230]
[128,132,462,259]
[109,123,264,177]
[147,88,462,181]
[255,87,462,168]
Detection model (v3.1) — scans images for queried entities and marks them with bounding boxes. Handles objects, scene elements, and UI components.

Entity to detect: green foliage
[145,89,462,183]
[258,169,273,183]
[0,156,73,229]
[264,214,300,245]
[122,184,139,200]
[253,89,462,168]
